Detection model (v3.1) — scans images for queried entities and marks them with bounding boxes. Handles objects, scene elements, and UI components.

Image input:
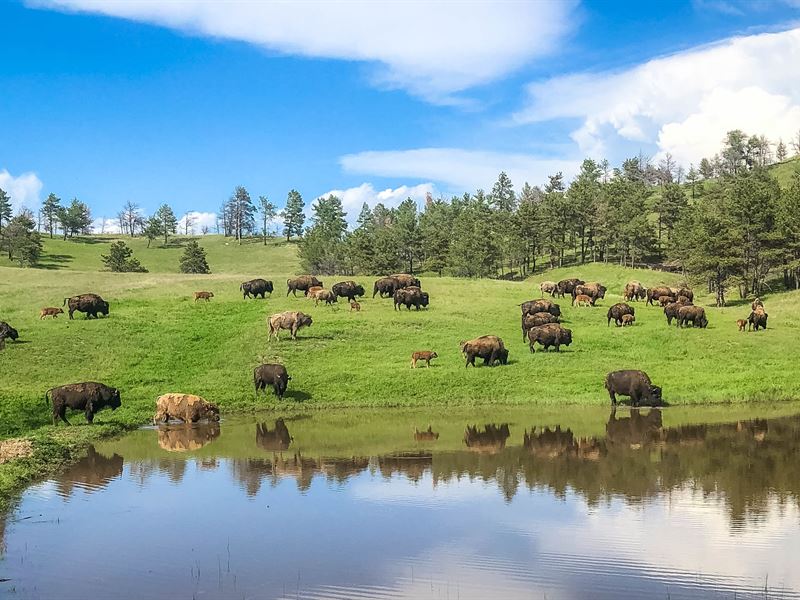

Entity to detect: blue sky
[2,0,799,230]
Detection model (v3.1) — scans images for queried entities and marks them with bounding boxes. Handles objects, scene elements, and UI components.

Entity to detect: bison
[267,311,313,340]
[194,291,214,302]
[256,418,292,451]
[748,306,768,331]
[607,303,634,327]
[414,425,439,441]
[556,278,585,298]
[46,382,121,425]
[539,281,558,297]
[658,295,674,307]
[391,273,421,288]
[604,370,662,407]
[0,321,19,350]
[254,363,292,399]
[573,282,606,306]
[393,286,429,311]
[520,299,561,318]
[40,307,64,319]
[240,278,273,299]
[737,319,747,332]
[521,311,559,341]
[373,276,401,298]
[153,393,220,424]
[331,281,366,302]
[752,297,764,311]
[678,305,708,328]
[63,293,109,319]
[621,314,635,326]
[527,323,572,353]
[312,289,338,306]
[677,287,694,302]
[623,281,646,301]
[460,335,508,367]
[574,294,593,307]
[287,275,323,297]
[646,286,675,306]
[411,351,438,368]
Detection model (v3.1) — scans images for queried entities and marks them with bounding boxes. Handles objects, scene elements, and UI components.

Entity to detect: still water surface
[3,405,800,599]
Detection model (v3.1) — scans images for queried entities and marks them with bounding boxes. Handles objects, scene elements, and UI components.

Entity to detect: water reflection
[55,446,123,498]
[255,418,292,451]
[156,422,221,452]
[463,423,510,452]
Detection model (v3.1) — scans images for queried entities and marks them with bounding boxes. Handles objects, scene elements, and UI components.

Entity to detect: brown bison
[663,299,692,326]
[607,303,634,326]
[254,363,291,399]
[393,286,429,310]
[520,298,561,318]
[646,286,675,306]
[677,288,694,302]
[46,382,121,425]
[373,276,401,298]
[572,282,606,306]
[521,311,559,341]
[556,278,584,298]
[411,351,438,368]
[0,321,19,350]
[268,311,313,340]
[623,281,646,301]
[414,425,439,441]
[350,301,361,312]
[539,281,558,296]
[332,281,366,302]
[621,314,635,326]
[157,423,220,452]
[574,294,593,307]
[464,424,510,452]
[737,319,747,331]
[676,295,692,305]
[312,289,338,306]
[678,305,708,328]
[527,323,572,352]
[287,275,323,297]
[604,370,662,407]
[752,298,764,311]
[256,418,292,451]
[391,273,421,288]
[240,278,273,299]
[748,306,768,331]
[194,291,214,302]
[658,295,674,307]
[153,393,220,424]
[40,307,64,319]
[460,335,508,367]
[63,293,109,319]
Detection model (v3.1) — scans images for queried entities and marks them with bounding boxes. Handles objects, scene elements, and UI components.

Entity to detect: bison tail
[44,389,52,406]
[62,297,70,307]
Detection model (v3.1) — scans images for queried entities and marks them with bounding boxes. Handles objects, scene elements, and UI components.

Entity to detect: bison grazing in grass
[621,314,635,326]
[393,286,429,311]
[573,282,606,306]
[646,286,675,306]
[664,300,692,326]
[607,303,634,327]
[312,289,338,306]
[46,382,121,425]
[460,335,508,367]
[63,294,109,319]
[556,278,584,298]
[678,305,708,328]
[254,363,292,399]
[332,281,365,302]
[287,275,323,297]
[604,370,662,407]
[527,324,572,353]
[748,306,768,331]
[240,278,273,299]
[411,351,438,368]
[539,281,558,297]
[268,311,313,340]
[373,276,401,298]
[194,291,214,302]
[153,393,220,424]
[520,299,561,319]
[0,321,19,350]
[521,311,559,341]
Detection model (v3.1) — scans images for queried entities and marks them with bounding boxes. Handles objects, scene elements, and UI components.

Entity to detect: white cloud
[341,148,579,191]
[315,182,436,222]
[91,217,121,234]
[34,0,577,101]
[514,27,800,165]
[0,169,44,213]
[177,211,218,235]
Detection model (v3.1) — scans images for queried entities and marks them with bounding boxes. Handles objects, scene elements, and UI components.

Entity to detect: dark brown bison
[287,275,323,297]
[460,335,508,367]
[464,424,510,452]
[332,281,366,302]
[153,393,220,424]
[607,303,634,326]
[604,370,662,407]
[646,286,675,306]
[312,289,338,306]
[520,298,561,318]
[267,311,313,340]
[556,278,584,298]
[393,286,429,310]
[521,311,559,341]
[157,423,221,452]
[46,382,121,425]
[373,276,401,298]
[663,300,691,326]
[572,282,606,306]
[623,281,646,301]
[677,287,694,302]
[63,294,109,319]
[678,305,708,328]
[254,363,291,399]
[527,323,572,352]
[256,418,292,451]
[0,321,19,350]
[391,273,421,288]
[240,278,273,299]
[748,306,768,331]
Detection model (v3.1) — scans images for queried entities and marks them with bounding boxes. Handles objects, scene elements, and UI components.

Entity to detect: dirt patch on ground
[0,439,33,464]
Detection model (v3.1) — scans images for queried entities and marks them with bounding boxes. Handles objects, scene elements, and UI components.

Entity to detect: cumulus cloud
[341,148,578,191]
[514,27,800,165]
[314,182,436,223]
[0,169,44,213]
[34,0,577,101]
[177,211,218,235]
[91,217,120,234]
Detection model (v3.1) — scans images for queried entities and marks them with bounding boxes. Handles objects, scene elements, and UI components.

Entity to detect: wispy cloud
[0,169,44,213]
[315,182,436,223]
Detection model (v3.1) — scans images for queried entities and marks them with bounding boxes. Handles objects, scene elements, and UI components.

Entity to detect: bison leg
[608,390,617,406]
[489,349,498,366]
[68,309,74,319]
[529,341,535,353]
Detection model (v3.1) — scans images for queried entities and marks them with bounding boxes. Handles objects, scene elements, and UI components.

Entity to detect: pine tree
[227,186,256,243]
[419,199,452,275]
[56,198,92,239]
[143,216,162,248]
[490,171,516,212]
[258,195,277,245]
[776,139,788,162]
[297,195,348,274]
[41,193,61,238]
[282,189,305,241]
[155,204,178,245]
[2,210,42,266]
[101,241,148,272]
[179,240,210,273]
[0,188,12,234]
[394,198,422,273]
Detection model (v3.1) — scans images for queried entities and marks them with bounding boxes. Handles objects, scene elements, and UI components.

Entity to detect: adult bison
[268,311,313,340]
[240,278,273,299]
[46,382,121,425]
[678,305,708,328]
[312,289,338,306]
[752,298,764,311]
[0,322,19,341]
[556,278,584,298]
[393,286,429,311]
[623,281,646,301]
[604,370,662,407]
[63,293,109,319]
[663,300,692,326]
[460,335,508,367]
[332,281,365,302]
[256,418,292,451]
[254,363,292,399]
[153,393,220,424]
[539,281,558,297]
[373,276,401,298]
[521,311,559,341]
[646,286,675,306]
[520,299,561,318]
[748,306,768,331]
[391,273,421,288]
[677,287,694,302]
[607,303,634,327]
[527,324,572,352]
[572,282,606,306]
[287,275,323,297]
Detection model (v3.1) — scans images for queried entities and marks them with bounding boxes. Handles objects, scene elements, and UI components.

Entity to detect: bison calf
[254,363,291,399]
[153,393,220,424]
[605,370,662,407]
[737,319,747,332]
[40,307,64,319]
[194,291,214,302]
[621,314,635,326]
[411,351,438,368]
[574,294,593,307]
[350,301,361,312]
[47,382,121,425]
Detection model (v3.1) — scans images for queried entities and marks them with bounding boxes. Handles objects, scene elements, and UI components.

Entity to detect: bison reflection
[56,446,123,497]
[464,424,510,452]
[606,408,663,449]
[256,418,292,451]
[157,423,221,452]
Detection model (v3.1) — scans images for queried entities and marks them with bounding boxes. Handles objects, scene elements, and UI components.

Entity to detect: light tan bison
[153,393,220,424]
[268,311,313,340]
[40,307,64,319]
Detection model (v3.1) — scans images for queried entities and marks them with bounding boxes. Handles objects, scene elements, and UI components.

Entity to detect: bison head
[497,348,509,365]
[2,325,19,341]
[299,314,313,328]
[699,315,709,328]
[99,300,110,316]
[204,403,221,421]
[108,388,122,410]
[354,284,365,297]
[561,328,573,346]
[649,385,663,405]
[420,292,430,307]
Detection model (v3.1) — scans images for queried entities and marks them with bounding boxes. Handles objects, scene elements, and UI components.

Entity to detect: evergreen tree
[227,185,256,243]
[154,204,178,245]
[779,171,800,289]
[685,165,700,199]
[653,183,688,243]
[56,198,92,239]
[258,195,277,245]
[282,189,305,241]
[1,210,42,266]
[101,241,147,272]
[490,171,516,212]
[567,159,601,263]
[179,240,210,273]
[0,188,13,234]
[297,195,348,274]
[699,158,715,180]
[776,139,788,162]
[394,198,422,273]
[419,198,452,275]
[346,203,376,273]
[41,193,61,238]
[143,216,162,248]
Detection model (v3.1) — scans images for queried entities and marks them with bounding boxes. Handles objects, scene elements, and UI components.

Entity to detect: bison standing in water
[254,363,292,399]
[604,370,662,407]
[240,278,273,299]
[46,382,121,425]
[287,275,323,297]
[268,311,313,340]
[153,393,220,424]
[607,303,634,327]
[331,281,365,302]
[460,335,508,367]
[63,294,109,319]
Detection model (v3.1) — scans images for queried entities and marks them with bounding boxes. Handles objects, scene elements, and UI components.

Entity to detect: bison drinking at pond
[604,370,662,407]
[527,323,572,353]
[254,363,292,399]
[46,382,121,425]
[678,305,708,328]
[521,311,559,341]
[63,294,109,319]
[332,281,366,302]
[240,278,273,299]
[607,303,634,327]
[268,311,313,340]
[287,275,323,297]
[153,393,220,424]
[460,335,508,367]
[393,286,429,310]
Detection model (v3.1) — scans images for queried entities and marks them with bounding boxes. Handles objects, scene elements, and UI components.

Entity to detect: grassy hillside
[768,155,800,188]
[2,238,800,441]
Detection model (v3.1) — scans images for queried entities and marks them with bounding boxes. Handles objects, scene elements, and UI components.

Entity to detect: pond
[3,404,800,599]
